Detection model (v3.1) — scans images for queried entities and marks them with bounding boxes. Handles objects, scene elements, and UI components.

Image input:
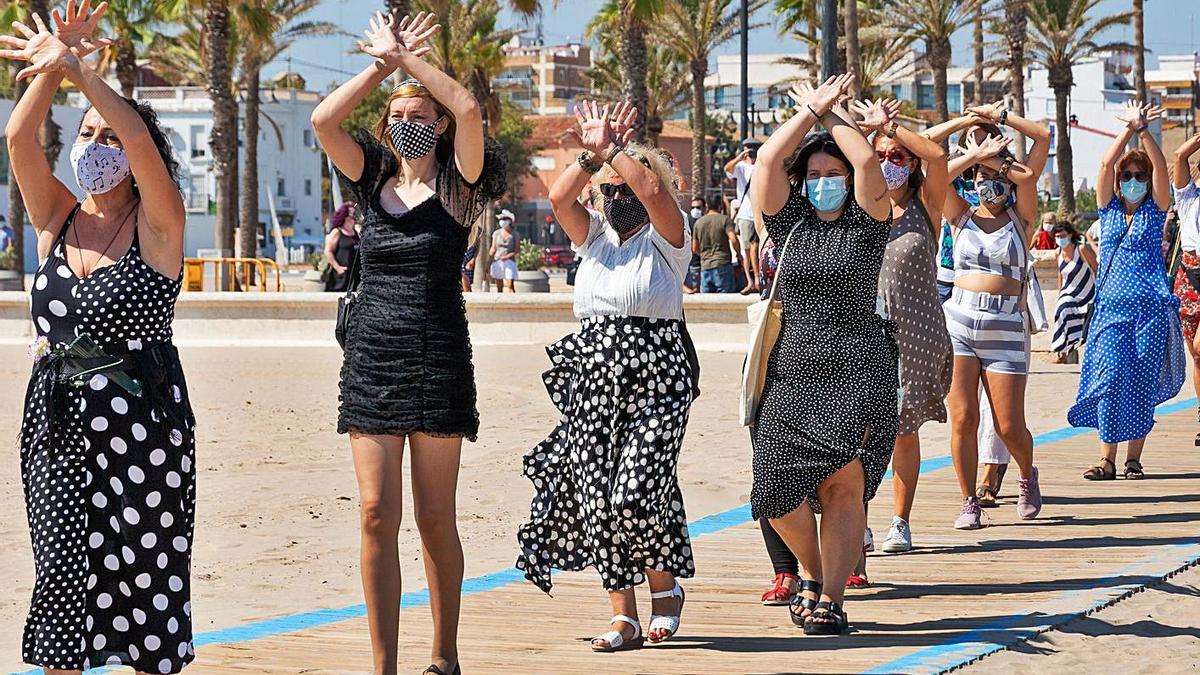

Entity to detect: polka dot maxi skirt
[516,316,696,593]
[21,215,197,672]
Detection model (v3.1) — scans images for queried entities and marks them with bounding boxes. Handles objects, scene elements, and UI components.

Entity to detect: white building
[132,86,325,257]
[704,53,809,139]
[1147,54,1199,130]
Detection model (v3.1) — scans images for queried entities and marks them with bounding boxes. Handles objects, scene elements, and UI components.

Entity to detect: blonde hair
[588,142,681,211]
[373,82,456,163]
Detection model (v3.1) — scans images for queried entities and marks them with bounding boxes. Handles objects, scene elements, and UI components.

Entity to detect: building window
[947,84,961,113]
[304,179,312,196]
[303,129,313,147]
[531,155,556,171]
[189,125,207,159]
[277,178,286,197]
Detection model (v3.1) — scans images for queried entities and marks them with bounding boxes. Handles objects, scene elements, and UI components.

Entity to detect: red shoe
[845,574,871,589]
[760,573,799,606]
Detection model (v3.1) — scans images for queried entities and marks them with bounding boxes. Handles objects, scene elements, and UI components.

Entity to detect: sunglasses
[1119,170,1149,183]
[599,183,636,198]
[876,149,911,165]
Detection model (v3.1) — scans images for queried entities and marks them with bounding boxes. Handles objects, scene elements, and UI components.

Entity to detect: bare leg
[592,588,639,649]
[506,280,516,292]
[979,371,1034,478]
[409,433,465,672]
[350,433,407,675]
[891,433,921,522]
[1126,436,1147,463]
[947,355,984,498]
[814,459,867,606]
[1187,331,1200,401]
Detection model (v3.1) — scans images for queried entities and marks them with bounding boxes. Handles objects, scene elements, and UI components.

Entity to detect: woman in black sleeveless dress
[4,7,196,672]
[324,202,360,292]
[311,12,504,675]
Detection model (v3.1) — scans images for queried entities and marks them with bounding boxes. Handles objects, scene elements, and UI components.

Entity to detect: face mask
[880,161,911,190]
[603,195,649,234]
[975,179,1011,206]
[1042,222,1055,232]
[1120,178,1148,204]
[500,219,513,230]
[1055,236,1071,248]
[805,176,849,213]
[954,177,980,207]
[70,141,131,195]
[387,117,443,160]
[690,208,703,220]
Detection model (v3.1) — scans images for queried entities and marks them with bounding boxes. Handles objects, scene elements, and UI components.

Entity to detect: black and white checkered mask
[70,141,131,195]
[387,117,444,160]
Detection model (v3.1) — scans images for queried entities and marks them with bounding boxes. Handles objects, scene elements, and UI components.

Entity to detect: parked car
[541,246,576,268]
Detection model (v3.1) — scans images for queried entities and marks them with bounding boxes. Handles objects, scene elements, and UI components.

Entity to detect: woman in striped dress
[1050,220,1097,362]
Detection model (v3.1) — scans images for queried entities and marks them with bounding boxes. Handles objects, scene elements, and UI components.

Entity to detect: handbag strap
[766,222,797,303]
[341,232,361,298]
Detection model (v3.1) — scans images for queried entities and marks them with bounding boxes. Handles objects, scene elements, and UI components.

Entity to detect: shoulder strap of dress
[55,203,84,245]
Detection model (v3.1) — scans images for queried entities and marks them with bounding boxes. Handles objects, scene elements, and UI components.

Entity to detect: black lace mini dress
[335,131,505,441]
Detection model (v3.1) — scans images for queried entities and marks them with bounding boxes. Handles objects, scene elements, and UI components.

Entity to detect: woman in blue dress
[1071,101,1185,480]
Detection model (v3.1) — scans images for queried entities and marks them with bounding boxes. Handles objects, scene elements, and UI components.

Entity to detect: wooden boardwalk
[190,404,1200,675]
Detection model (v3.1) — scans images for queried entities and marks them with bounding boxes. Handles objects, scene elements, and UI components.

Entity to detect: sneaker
[1017,466,1043,520]
[863,527,875,553]
[954,497,984,530]
[881,516,913,552]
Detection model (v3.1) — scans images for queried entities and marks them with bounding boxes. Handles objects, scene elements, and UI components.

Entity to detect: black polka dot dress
[751,187,899,520]
[20,205,197,673]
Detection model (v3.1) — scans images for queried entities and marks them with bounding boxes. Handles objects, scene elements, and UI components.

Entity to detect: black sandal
[1124,459,1145,480]
[423,664,461,675]
[789,579,822,627]
[1083,457,1116,481]
[802,600,849,635]
[975,485,999,508]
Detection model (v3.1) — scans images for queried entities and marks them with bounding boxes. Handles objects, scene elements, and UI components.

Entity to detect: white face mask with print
[70,141,131,195]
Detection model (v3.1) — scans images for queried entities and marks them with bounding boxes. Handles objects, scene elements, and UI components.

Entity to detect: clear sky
[276,0,1199,93]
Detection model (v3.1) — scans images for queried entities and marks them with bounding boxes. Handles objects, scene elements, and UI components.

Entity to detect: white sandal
[590,614,643,652]
[647,583,686,643]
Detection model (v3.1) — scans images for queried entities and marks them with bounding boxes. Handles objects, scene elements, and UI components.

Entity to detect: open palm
[53,0,112,58]
[568,100,616,155]
[392,11,439,56]
[0,14,76,81]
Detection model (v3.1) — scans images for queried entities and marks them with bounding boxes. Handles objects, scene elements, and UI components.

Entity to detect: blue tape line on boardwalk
[13,396,1197,674]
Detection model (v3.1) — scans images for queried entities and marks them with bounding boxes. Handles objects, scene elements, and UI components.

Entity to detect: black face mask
[603,195,649,235]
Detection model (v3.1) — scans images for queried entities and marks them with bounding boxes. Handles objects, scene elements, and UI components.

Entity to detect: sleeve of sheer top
[438,137,509,227]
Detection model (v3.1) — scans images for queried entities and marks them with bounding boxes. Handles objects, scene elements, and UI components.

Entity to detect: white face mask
[70,141,131,195]
[690,208,703,219]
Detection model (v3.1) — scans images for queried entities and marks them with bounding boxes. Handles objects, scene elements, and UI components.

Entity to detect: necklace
[70,201,139,278]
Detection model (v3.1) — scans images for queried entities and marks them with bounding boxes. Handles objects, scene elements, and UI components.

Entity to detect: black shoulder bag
[334,250,361,350]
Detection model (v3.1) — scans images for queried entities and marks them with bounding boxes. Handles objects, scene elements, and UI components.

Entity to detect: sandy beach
[0,339,1194,672]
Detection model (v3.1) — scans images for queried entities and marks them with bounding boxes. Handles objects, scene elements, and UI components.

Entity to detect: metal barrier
[183,258,283,292]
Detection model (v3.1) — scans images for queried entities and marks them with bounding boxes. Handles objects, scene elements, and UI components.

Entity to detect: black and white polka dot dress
[750,187,899,520]
[20,205,197,672]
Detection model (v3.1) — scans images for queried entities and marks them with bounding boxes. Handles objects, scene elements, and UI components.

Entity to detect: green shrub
[516,240,543,271]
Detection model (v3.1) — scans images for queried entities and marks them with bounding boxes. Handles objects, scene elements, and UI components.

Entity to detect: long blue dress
[1068,196,1185,442]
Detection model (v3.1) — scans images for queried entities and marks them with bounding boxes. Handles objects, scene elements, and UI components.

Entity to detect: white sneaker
[863,526,875,553]
[881,516,913,553]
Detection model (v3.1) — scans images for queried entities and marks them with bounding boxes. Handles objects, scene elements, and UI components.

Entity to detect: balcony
[184,191,209,213]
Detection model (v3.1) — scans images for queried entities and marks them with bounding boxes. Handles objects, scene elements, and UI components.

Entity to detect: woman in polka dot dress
[3,6,196,673]
[748,74,898,636]
[516,100,696,652]
[1072,101,1185,480]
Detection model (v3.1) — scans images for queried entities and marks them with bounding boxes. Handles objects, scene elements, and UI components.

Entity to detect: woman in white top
[516,100,696,652]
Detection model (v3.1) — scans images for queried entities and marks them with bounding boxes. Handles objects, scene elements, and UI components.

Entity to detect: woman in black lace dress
[4,5,196,672]
[749,74,897,635]
[311,12,504,675]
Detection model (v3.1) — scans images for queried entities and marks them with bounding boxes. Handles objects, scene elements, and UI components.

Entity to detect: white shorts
[490,259,518,281]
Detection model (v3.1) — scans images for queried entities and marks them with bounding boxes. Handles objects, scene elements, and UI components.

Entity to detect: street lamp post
[740,0,749,140]
[821,0,837,80]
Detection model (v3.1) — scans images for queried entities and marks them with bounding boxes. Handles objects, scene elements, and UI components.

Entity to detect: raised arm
[832,95,889,221]
[1134,105,1171,211]
[853,98,948,223]
[724,149,748,177]
[1098,100,1144,207]
[752,74,851,233]
[311,12,436,183]
[943,133,1012,223]
[599,101,684,246]
[965,101,1053,176]
[922,114,977,145]
[1173,132,1200,190]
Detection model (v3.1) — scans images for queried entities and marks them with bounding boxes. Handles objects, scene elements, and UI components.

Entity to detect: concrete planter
[302,269,326,292]
[0,270,22,291]
[514,269,550,293]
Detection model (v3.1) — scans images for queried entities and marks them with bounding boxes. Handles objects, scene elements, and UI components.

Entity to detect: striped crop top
[951,215,1026,282]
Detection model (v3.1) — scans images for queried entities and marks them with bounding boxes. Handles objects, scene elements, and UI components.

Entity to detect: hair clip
[391,78,426,93]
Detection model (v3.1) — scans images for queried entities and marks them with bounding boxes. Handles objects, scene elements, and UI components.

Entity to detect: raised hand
[808,73,855,116]
[965,100,1005,122]
[392,11,439,58]
[964,131,1011,160]
[849,98,896,131]
[0,13,78,81]
[567,100,616,155]
[52,0,112,58]
[608,100,638,146]
[1142,103,1164,124]
[786,80,815,111]
[1117,100,1146,129]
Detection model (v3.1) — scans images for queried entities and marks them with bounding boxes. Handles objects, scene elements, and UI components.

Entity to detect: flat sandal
[1124,459,1145,480]
[1083,457,1116,481]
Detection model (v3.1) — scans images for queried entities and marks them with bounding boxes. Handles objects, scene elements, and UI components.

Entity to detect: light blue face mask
[1121,178,1148,204]
[806,176,849,212]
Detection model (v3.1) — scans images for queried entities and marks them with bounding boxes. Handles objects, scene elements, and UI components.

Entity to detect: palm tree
[776,0,819,82]
[972,0,984,104]
[236,0,337,261]
[658,0,765,198]
[1003,0,1027,160]
[888,0,982,122]
[844,0,862,99]
[206,0,238,254]
[1026,0,1134,214]
[1132,0,1146,102]
[98,1,185,97]
[615,0,664,142]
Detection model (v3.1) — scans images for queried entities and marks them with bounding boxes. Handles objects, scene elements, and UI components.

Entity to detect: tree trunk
[239,63,261,265]
[835,5,847,74]
[806,18,818,83]
[930,38,951,123]
[1004,0,1027,161]
[206,0,238,257]
[1052,78,1075,214]
[116,38,139,98]
[690,58,707,202]
[845,0,862,99]
[820,0,837,80]
[619,1,649,143]
[6,77,29,286]
[1133,0,1146,102]
[972,2,984,105]
[386,0,409,18]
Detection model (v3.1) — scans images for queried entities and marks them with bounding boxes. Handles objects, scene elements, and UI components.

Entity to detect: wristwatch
[603,142,625,165]
[885,121,899,138]
[1135,123,1149,134]
[577,151,603,174]
[997,156,1015,179]
[998,108,1009,125]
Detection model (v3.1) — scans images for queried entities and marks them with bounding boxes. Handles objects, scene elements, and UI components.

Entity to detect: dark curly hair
[87,98,182,197]
[787,131,852,186]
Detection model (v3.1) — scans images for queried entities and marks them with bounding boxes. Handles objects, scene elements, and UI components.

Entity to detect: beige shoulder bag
[739,225,796,427]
